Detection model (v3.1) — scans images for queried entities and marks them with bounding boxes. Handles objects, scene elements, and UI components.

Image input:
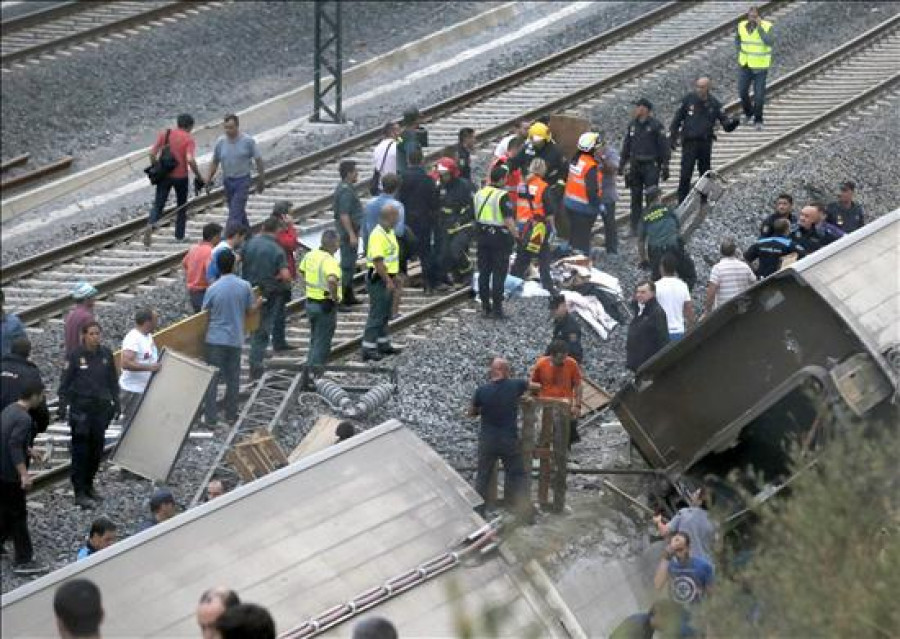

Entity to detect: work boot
[74,493,94,510]
[378,344,403,356]
[362,349,383,362]
[249,367,265,382]
[272,343,298,352]
[343,286,363,305]
[481,302,492,318]
[86,487,104,502]
[490,308,506,320]
[12,560,49,576]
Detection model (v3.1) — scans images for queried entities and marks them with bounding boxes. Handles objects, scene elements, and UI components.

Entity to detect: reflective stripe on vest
[737,20,772,69]
[525,220,547,254]
[516,175,548,222]
[563,154,602,205]
[301,249,339,301]
[474,186,505,226]
[366,225,400,274]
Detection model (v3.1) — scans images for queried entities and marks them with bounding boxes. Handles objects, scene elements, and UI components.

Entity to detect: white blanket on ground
[562,289,618,340]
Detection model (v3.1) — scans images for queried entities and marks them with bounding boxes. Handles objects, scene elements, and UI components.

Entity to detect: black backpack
[144,129,179,185]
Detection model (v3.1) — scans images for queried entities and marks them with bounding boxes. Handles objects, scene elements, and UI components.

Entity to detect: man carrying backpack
[144,113,205,245]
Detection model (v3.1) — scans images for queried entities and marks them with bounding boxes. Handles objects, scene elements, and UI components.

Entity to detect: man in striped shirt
[704,238,756,314]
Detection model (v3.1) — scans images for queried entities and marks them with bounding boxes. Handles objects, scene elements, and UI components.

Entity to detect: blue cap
[149,488,175,511]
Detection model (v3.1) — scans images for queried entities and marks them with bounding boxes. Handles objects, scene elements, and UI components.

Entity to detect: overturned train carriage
[612,210,899,484]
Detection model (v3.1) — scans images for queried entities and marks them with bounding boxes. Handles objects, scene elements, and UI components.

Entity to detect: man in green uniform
[638,186,696,289]
[361,204,403,362]
[333,160,363,308]
[299,230,341,367]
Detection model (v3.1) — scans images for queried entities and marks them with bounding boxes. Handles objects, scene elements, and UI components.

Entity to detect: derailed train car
[612,210,899,489]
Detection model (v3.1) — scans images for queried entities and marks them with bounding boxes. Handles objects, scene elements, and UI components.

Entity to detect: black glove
[321,298,335,313]
[193,177,207,196]
[722,117,740,133]
[57,404,67,422]
[661,166,670,182]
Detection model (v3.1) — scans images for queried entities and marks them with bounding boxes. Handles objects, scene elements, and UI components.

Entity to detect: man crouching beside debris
[468,358,536,521]
[654,531,714,607]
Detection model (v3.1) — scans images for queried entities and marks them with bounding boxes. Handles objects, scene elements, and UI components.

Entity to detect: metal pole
[312,0,344,123]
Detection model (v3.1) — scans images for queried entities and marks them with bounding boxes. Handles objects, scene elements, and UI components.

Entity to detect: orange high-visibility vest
[564,153,602,206]
[516,174,548,222]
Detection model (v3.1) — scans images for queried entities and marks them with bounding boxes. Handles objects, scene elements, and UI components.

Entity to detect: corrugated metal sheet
[792,209,899,382]
[2,421,580,638]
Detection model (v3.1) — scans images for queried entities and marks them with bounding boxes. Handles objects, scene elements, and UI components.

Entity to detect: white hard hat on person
[577,131,600,153]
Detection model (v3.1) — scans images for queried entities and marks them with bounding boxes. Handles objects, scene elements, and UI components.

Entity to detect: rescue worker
[670,77,739,203]
[333,160,364,306]
[299,230,342,368]
[435,157,475,286]
[791,202,844,255]
[736,5,774,129]
[361,204,403,361]
[474,165,518,319]
[744,218,805,278]
[638,186,697,290]
[487,136,523,211]
[620,97,670,235]
[563,132,604,256]
[510,159,557,295]
[456,127,476,181]
[759,193,796,237]
[509,122,567,236]
[57,322,119,509]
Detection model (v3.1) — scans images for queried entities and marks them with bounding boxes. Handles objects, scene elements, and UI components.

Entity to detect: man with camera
[145,113,205,245]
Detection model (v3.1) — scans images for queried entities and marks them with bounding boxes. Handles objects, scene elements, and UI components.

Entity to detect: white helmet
[577,131,600,153]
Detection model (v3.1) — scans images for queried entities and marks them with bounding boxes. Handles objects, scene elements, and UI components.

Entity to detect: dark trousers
[739,66,768,123]
[629,161,660,232]
[271,289,291,348]
[150,176,189,239]
[678,139,713,203]
[224,175,251,229]
[439,226,473,282]
[0,480,32,564]
[408,216,438,290]
[188,289,206,314]
[510,236,555,294]
[476,228,512,312]
[205,343,242,422]
[568,211,598,255]
[600,199,618,254]
[432,222,448,286]
[475,431,527,512]
[69,402,112,496]
[250,296,278,372]
[339,233,359,296]
[362,277,392,351]
[306,300,337,366]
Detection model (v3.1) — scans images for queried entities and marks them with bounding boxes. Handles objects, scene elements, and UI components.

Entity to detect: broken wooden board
[227,428,288,481]
[288,415,343,463]
[581,377,612,418]
[548,114,591,161]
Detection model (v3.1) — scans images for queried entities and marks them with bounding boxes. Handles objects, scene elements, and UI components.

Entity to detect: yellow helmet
[577,131,600,153]
[528,122,551,143]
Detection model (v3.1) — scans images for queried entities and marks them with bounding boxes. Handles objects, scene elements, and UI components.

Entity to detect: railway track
[3,0,793,324]
[0,1,225,69]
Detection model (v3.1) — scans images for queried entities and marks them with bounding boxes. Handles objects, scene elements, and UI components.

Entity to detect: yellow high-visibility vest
[300,249,341,301]
[366,225,399,274]
[737,19,773,69]
[474,186,505,226]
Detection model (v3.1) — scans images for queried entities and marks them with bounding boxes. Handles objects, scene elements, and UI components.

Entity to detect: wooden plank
[580,377,612,417]
[288,415,343,463]
[227,429,288,481]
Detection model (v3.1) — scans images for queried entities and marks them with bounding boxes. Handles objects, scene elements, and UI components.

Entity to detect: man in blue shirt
[76,516,117,560]
[654,531,714,606]
[1,290,26,357]
[469,358,535,520]
[203,250,258,425]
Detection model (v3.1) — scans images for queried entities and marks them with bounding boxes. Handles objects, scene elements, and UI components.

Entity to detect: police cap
[633,97,653,110]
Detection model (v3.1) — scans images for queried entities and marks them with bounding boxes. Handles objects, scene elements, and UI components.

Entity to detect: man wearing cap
[825,181,866,233]
[435,157,475,286]
[620,98,670,236]
[395,107,425,175]
[1,290,26,358]
[139,488,177,531]
[64,283,98,358]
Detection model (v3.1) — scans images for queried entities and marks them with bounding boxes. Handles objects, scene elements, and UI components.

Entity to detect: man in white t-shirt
[655,253,695,341]
[371,122,399,193]
[119,308,160,426]
[493,119,530,158]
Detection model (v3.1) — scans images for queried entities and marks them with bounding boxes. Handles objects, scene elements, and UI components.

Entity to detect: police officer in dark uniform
[670,77,739,203]
[759,193,796,237]
[638,186,697,289]
[0,338,50,443]
[744,218,805,278]
[456,127,476,181]
[620,97,670,234]
[474,165,518,318]
[57,322,119,509]
[791,202,845,255]
[549,294,583,364]
[435,157,475,285]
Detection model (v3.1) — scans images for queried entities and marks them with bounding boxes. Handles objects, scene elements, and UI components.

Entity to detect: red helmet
[435,157,460,179]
